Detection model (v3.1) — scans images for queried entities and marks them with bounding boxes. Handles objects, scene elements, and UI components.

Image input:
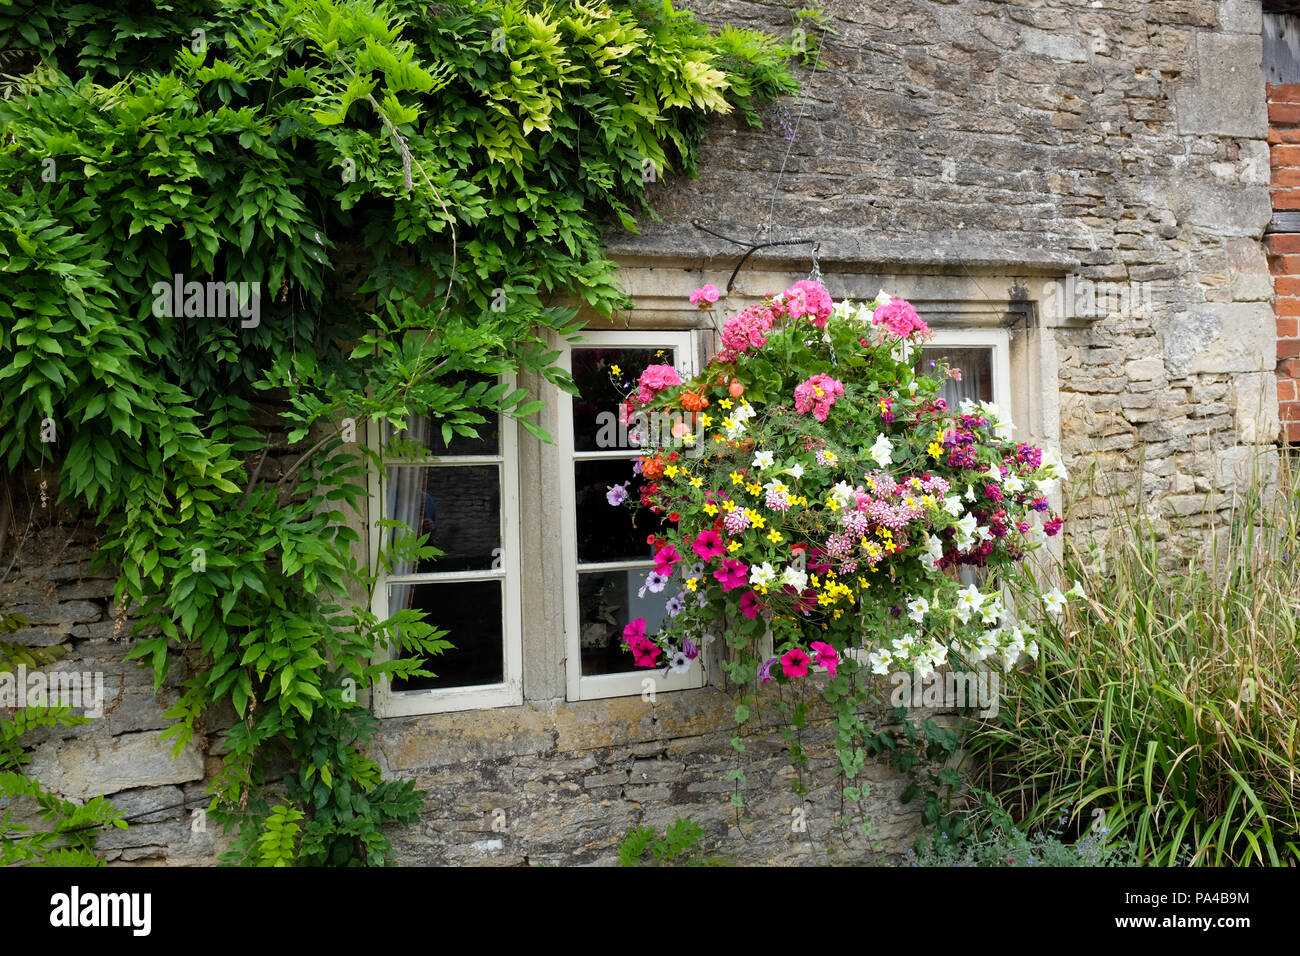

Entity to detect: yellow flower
[727,540,742,552]
[766,529,782,544]
[681,432,697,446]
[747,510,766,530]
[686,577,698,591]
[858,576,870,590]
[832,608,844,619]
[703,503,718,516]
[722,500,737,512]
[936,426,945,441]
[730,471,744,485]
[718,398,734,409]
[823,451,838,465]
[746,482,763,495]
[664,464,678,479]
[811,573,820,588]
[690,476,704,488]
[699,413,712,427]
[611,364,621,376]
[722,416,737,430]
[928,442,943,459]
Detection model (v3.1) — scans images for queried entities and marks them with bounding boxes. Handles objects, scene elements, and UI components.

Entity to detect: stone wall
[613,0,1280,529]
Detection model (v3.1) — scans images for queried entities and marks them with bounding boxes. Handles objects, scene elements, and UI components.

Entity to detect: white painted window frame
[919,327,1013,412]
[557,330,708,701]
[367,389,523,717]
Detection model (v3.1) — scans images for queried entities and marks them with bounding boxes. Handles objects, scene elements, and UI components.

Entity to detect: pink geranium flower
[713,558,748,591]
[692,529,725,561]
[810,640,839,677]
[689,284,720,308]
[634,363,682,406]
[872,299,930,340]
[781,647,811,678]
[653,544,682,576]
[793,374,845,422]
[782,279,833,328]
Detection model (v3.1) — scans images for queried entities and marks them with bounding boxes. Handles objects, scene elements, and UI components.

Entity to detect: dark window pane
[386,465,501,573]
[382,376,501,457]
[571,346,676,452]
[390,580,504,690]
[578,569,675,676]
[917,346,994,407]
[575,458,668,563]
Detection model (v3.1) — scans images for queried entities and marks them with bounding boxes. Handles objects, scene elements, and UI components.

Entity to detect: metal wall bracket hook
[808,242,822,283]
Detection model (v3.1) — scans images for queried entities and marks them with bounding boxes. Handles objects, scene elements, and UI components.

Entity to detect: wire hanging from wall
[691,220,821,293]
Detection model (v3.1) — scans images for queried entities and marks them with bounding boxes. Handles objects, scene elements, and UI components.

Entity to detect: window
[558,331,708,701]
[367,387,523,716]
[917,328,1012,412]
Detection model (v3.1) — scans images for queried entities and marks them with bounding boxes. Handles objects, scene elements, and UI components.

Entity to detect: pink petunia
[629,636,662,668]
[810,640,839,677]
[653,544,682,576]
[692,529,725,561]
[739,590,762,620]
[781,647,811,678]
[623,619,647,644]
[713,558,749,591]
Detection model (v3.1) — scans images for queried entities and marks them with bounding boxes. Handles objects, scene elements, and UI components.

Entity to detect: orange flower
[640,455,666,480]
[681,391,709,412]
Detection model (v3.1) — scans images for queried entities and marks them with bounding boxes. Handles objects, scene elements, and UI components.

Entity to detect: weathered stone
[4,601,102,625]
[1174,33,1267,138]
[27,732,205,800]
[1161,304,1272,378]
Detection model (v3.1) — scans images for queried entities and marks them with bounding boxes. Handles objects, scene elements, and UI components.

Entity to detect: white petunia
[1003,473,1025,494]
[907,596,930,623]
[942,496,963,517]
[749,562,777,588]
[914,654,936,682]
[868,648,893,675]
[830,481,855,509]
[876,289,893,307]
[753,450,775,470]
[1066,579,1087,600]
[892,633,917,658]
[959,399,977,416]
[785,463,805,481]
[869,433,893,468]
[926,639,949,667]
[955,584,984,623]
[781,566,808,591]
[964,483,975,502]
[1041,588,1067,615]
[985,464,1003,484]
[979,599,1003,625]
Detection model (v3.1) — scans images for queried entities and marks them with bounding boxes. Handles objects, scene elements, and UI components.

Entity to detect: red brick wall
[1269,83,1300,442]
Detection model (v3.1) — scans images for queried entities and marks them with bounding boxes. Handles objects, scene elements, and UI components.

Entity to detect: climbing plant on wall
[0,0,797,864]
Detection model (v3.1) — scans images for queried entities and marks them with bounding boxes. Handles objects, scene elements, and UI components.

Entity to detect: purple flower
[758,656,778,684]
[683,636,699,660]
[606,482,629,506]
[644,570,669,593]
[665,593,686,617]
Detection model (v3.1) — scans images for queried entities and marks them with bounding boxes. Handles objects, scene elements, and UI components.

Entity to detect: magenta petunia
[692,529,725,561]
[623,619,647,644]
[713,558,749,591]
[810,640,839,677]
[653,544,682,576]
[739,590,762,620]
[781,647,811,678]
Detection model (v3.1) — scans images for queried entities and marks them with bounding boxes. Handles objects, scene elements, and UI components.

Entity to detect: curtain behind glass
[384,414,430,622]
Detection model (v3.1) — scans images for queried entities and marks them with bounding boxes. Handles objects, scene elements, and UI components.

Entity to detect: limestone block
[27,731,204,800]
[1174,33,1267,138]
[1227,239,1274,302]
[1161,303,1272,378]
[1232,371,1281,444]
